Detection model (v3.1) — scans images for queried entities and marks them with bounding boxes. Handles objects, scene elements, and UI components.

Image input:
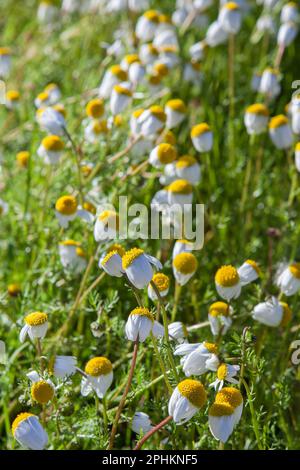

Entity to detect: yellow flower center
[216,387,243,408]
[149,74,162,85]
[6,90,20,101]
[153,63,169,77]
[107,243,125,257]
[176,155,197,169]
[209,301,230,317]
[269,115,288,129]
[204,341,218,354]
[110,65,127,81]
[144,10,160,22]
[16,151,30,167]
[177,379,207,408]
[31,380,54,404]
[246,103,269,116]
[164,130,176,145]
[25,311,48,326]
[101,250,119,266]
[36,91,49,102]
[217,363,228,380]
[42,135,64,151]
[0,47,11,55]
[245,259,260,274]
[209,402,234,417]
[215,265,239,287]
[173,252,197,275]
[146,44,158,55]
[149,105,166,122]
[132,108,144,119]
[81,165,93,176]
[86,98,104,119]
[225,2,239,10]
[53,103,66,117]
[191,61,201,71]
[280,302,292,327]
[55,195,77,215]
[92,119,108,134]
[124,54,139,65]
[76,247,86,258]
[122,248,144,269]
[168,179,193,194]
[289,262,300,279]
[130,307,154,322]
[159,14,171,24]
[191,123,210,138]
[113,85,132,97]
[44,83,58,92]
[151,272,170,292]
[166,99,186,114]
[59,239,80,247]
[8,283,21,297]
[98,210,119,230]
[12,413,35,436]
[296,142,300,152]
[85,357,112,376]
[156,143,177,164]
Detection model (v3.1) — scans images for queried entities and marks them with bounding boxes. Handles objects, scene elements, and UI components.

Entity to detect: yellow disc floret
[8,283,21,297]
[144,10,160,22]
[168,179,193,194]
[191,123,210,138]
[217,363,228,380]
[12,413,34,436]
[130,307,154,322]
[59,239,80,247]
[101,250,119,266]
[85,357,113,376]
[280,302,292,327]
[215,265,239,287]
[209,402,234,416]
[107,243,125,257]
[225,2,239,10]
[176,155,197,168]
[149,105,166,122]
[166,99,186,114]
[289,262,300,279]
[151,272,170,292]
[110,65,127,81]
[216,387,243,408]
[269,115,288,129]
[114,85,132,96]
[83,201,96,214]
[209,301,230,317]
[55,195,77,215]
[245,259,260,274]
[31,380,54,404]
[173,252,197,274]
[177,379,207,408]
[246,104,269,116]
[86,98,104,119]
[42,135,64,151]
[204,341,218,354]
[6,90,20,101]
[156,143,177,164]
[16,151,30,167]
[122,248,144,269]
[25,312,48,326]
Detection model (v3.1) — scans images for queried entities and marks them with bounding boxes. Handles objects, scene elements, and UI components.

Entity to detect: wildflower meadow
[1,0,300,454]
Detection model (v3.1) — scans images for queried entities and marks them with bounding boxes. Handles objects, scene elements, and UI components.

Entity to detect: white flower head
[81,357,113,399]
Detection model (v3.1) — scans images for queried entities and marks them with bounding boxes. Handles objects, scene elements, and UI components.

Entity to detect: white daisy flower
[219,2,241,34]
[209,363,240,391]
[172,252,198,286]
[244,104,269,135]
[20,312,49,343]
[131,411,153,434]
[122,248,162,289]
[168,379,207,424]
[191,123,213,152]
[208,301,233,336]
[215,265,242,301]
[81,357,113,399]
[12,413,48,450]
[174,341,220,376]
[237,259,260,286]
[125,307,154,342]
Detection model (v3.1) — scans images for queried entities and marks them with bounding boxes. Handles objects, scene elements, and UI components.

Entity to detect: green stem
[241,378,263,450]
[150,332,173,394]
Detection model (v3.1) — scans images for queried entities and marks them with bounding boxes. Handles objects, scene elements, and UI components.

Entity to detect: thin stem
[241,378,263,450]
[108,340,139,450]
[171,282,182,322]
[150,332,172,394]
[63,127,84,204]
[134,415,173,450]
[36,338,44,373]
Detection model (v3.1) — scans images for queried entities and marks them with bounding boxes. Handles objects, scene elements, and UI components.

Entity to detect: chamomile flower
[139,43,159,65]
[16,151,30,168]
[175,155,201,185]
[110,83,132,115]
[189,41,207,62]
[168,321,188,342]
[12,413,48,450]
[35,91,51,108]
[237,259,260,285]
[99,245,125,277]
[174,341,220,376]
[20,312,48,343]
[38,107,66,135]
[81,357,113,399]
[99,64,128,99]
[252,297,292,327]
[136,10,160,42]
[168,379,207,424]
[277,22,298,48]
[138,105,166,137]
[122,248,162,289]
[269,115,293,150]
[7,283,21,297]
[206,20,228,47]
[191,123,213,152]
[281,2,298,23]
[164,99,187,129]
[183,60,203,85]
[49,355,77,379]
[125,307,154,342]
[148,272,170,301]
[0,47,12,78]
[167,179,193,207]
[86,98,104,119]
[6,90,20,110]
[131,412,153,434]
[209,387,243,442]
[259,68,280,98]
[277,262,300,296]
[37,135,64,165]
[210,363,240,391]
[27,371,55,404]
[208,301,233,336]
[172,239,194,259]
[244,104,269,135]
[159,45,179,68]
[55,195,78,228]
[295,142,300,171]
[251,71,262,92]
[84,119,108,143]
[149,143,177,168]
[292,109,300,134]
[154,29,179,51]
[172,252,198,286]
[94,210,119,242]
[128,60,146,85]
[43,83,61,104]
[219,2,241,34]
[215,265,241,301]
[58,240,87,273]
